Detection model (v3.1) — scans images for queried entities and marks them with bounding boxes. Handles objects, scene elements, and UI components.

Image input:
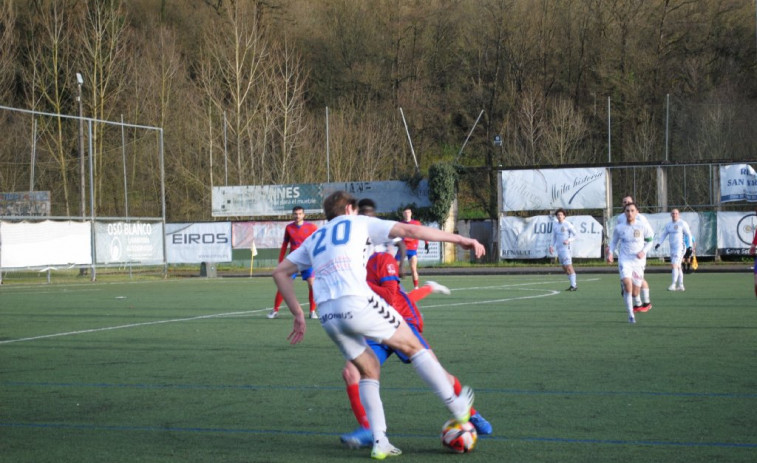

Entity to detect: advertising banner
[717,211,757,256]
[499,215,603,259]
[500,168,607,212]
[719,164,757,203]
[231,220,326,250]
[94,221,164,264]
[1,191,51,217]
[212,180,430,217]
[0,220,91,268]
[165,222,231,263]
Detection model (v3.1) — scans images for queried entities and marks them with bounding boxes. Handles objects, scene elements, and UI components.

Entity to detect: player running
[607,195,653,311]
[268,206,319,319]
[549,208,578,291]
[397,207,422,290]
[607,202,655,324]
[655,209,693,291]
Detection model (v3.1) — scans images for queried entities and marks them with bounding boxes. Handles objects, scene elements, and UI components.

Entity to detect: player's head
[323,191,358,220]
[671,209,680,220]
[624,202,638,221]
[621,196,634,207]
[358,198,376,217]
[292,206,305,223]
[402,207,413,221]
[555,208,566,221]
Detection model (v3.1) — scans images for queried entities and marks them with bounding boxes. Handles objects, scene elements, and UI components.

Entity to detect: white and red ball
[440,419,478,453]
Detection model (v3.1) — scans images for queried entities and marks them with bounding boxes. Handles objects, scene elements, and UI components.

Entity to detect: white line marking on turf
[1,278,598,345]
[0,309,271,345]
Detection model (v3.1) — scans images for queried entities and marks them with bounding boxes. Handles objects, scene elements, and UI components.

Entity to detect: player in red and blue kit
[268,206,318,319]
[397,207,423,289]
[339,201,492,449]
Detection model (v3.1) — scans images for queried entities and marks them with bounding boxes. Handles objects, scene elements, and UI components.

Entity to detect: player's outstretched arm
[272,259,307,344]
[389,222,485,258]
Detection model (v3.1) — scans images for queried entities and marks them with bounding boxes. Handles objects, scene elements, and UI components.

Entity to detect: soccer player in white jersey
[655,209,693,291]
[607,202,655,324]
[606,195,653,311]
[273,191,485,460]
[549,208,578,291]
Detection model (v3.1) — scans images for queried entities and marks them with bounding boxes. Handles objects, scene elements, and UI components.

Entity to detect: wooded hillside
[1,0,754,220]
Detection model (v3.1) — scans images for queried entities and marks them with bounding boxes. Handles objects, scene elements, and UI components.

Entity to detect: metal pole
[77,74,85,218]
[399,108,419,173]
[223,111,228,185]
[30,118,37,190]
[455,109,484,162]
[325,106,330,183]
[607,97,611,163]
[665,93,670,162]
[121,115,129,217]
[87,120,96,281]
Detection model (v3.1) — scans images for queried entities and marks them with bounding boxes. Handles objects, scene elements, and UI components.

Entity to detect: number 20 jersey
[285,215,397,305]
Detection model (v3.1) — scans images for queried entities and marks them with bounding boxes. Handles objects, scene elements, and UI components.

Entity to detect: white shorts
[618,260,645,287]
[318,294,403,361]
[669,247,683,265]
[557,247,572,266]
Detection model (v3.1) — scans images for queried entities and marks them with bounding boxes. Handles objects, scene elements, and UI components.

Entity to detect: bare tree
[74,0,131,215]
[23,0,77,215]
[197,0,268,187]
[543,98,588,165]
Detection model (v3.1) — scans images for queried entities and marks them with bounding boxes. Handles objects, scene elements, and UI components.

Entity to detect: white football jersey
[551,220,576,249]
[610,219,654,262]
[658,219,692,250]
[285,214,396,304]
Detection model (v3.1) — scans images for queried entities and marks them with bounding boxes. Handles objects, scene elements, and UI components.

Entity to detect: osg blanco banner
[500,167,607,211]
[94,221,164,264]
[165,222,231,263]
[499,215,603,259]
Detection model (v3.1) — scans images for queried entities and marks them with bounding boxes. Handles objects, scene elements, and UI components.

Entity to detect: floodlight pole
[76,73,85,218]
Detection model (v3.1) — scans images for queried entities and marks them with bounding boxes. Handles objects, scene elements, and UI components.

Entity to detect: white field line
[0,278,600,345]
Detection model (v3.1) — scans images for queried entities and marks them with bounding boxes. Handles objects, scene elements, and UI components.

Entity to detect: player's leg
[408,254,419,289]
[668,262,678,291]
[408,281,450,302]
[382,322,473,424]
[640,278,652,309]
[340,342,393,448]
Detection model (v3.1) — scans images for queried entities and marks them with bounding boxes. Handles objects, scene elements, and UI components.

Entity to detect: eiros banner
[719,164,757,203]
[165,222,231,263]
[500,168,607,211]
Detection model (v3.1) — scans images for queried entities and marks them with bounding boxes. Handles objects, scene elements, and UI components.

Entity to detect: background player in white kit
[273,191,485,460]
[607,202,655,324]
[549,208,578,291]
[655,209,693,291]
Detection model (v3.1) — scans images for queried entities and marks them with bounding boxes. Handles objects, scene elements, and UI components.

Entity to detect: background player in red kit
[397,206,422,289]
[268,206,318,319]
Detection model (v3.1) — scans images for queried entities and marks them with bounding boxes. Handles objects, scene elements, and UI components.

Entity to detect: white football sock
[410,349,461,415]
[624,293,634,317]
[359,379,386,443]
[569,273,576,287]
[641,288,650,304]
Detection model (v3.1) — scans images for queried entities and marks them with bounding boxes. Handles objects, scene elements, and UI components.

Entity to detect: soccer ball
[440,419,478,453]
